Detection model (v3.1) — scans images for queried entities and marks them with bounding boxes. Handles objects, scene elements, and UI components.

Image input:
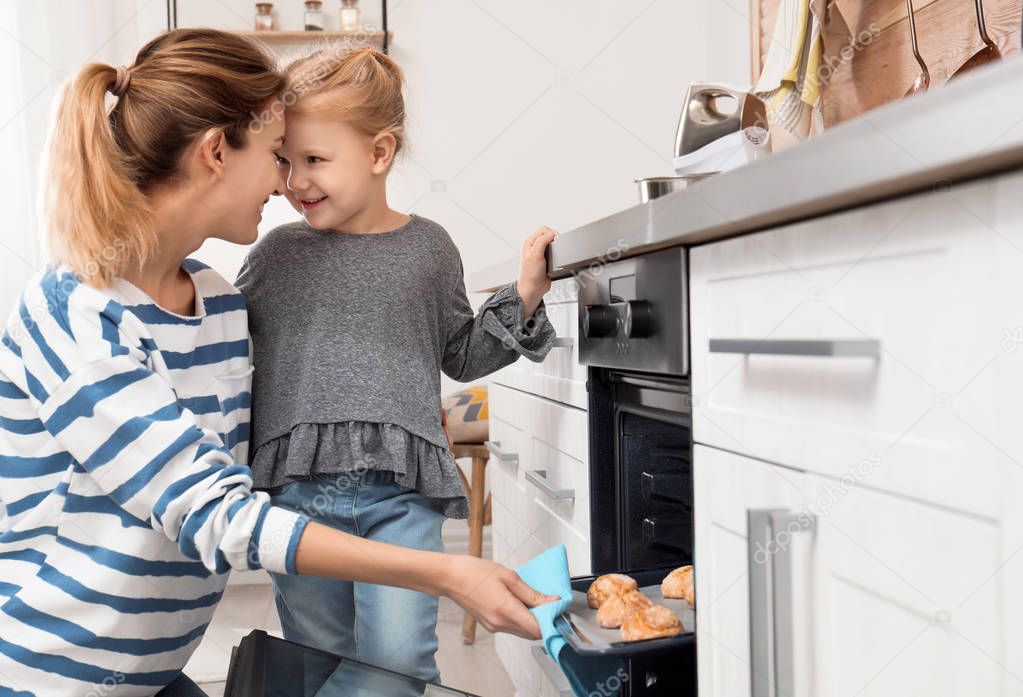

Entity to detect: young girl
[0,29,551,697]
[236,48,557,691]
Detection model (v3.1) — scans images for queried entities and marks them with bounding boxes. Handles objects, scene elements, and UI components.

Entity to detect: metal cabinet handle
[551,337,574,348]
[484,440,518,462]
[748,508,815,697]
[525,469,575,501]
[529,644,573,697]
[710,338,880,357]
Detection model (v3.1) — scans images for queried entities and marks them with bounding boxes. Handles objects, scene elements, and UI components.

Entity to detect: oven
[575,246,696,696]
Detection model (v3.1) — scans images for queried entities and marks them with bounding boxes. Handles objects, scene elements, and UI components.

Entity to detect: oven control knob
[583,305,617,338]
[624,301,654,338]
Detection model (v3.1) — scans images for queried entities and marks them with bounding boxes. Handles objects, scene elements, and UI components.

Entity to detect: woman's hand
[516,226,559,318]
[442,555,559,639]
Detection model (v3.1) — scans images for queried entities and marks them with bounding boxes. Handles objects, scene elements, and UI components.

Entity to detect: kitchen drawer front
[490,278,587,409]
[531,299,587,409]
[690,176,1021,518]
[488,383,592,576]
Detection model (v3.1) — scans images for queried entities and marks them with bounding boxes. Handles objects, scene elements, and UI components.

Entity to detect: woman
[0,28,553,697]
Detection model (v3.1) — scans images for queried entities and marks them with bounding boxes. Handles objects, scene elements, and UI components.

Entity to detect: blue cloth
[516,546,627,697]
[269,472,447,697]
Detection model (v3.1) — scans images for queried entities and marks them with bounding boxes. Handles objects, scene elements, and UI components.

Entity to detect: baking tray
[556,568,696,658]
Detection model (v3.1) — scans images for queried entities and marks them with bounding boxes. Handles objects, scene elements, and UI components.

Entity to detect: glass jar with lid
[339,0,362,32]
[254,2,275,31]
[305,1,325,31]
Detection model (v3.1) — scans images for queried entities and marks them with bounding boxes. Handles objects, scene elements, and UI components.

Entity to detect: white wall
[0,0,751,315]
[0,0,169,315]
[176,0,752,282]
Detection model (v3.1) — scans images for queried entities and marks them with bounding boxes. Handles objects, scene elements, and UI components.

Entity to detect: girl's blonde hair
[283,47,406,155]
[44,29,285,286]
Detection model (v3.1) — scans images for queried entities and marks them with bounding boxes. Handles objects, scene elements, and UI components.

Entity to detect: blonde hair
[43,29,285,286]
[283,47,406,155]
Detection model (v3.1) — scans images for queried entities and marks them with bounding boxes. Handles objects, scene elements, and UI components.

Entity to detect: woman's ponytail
[41,29,285,287]
[43,63,154,286]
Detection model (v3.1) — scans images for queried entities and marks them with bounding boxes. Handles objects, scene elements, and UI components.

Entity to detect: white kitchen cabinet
[696,444,1009,697]
[489,381,590,697]
[689,171,1023,521]
[804,472,1002,697]
[693,444,806,697]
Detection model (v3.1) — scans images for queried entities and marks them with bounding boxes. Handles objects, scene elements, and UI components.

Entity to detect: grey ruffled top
[236,216,555,518]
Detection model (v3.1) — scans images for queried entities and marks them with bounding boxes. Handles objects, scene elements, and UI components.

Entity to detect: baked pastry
[596,589,652,628]
[661,565,694,608]
[620,604,684,642]
[586,573,638,609]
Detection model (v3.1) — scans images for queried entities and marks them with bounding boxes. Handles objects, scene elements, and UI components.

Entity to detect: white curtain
[0,0,167,315]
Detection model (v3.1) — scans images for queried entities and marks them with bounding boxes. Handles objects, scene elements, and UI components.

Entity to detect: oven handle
[551,337,574,348]
[710,338,880,357]
[525,469,575,501]
[484,441,519,462]
[748,508,815,697]
[529,644,574,697]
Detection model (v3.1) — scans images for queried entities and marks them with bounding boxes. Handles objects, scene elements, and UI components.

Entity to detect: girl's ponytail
[43,63,154,286]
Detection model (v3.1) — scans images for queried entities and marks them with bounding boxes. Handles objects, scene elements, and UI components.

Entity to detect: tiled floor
[189,523,520,696]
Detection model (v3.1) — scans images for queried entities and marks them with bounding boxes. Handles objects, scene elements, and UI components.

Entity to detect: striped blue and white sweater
[0,261,309,696]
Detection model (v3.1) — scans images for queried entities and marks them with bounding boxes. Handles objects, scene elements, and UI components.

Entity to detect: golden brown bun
[586,574,638,609]
[661,565,695,608]
[620,604,684,642]
[596,589,653,628]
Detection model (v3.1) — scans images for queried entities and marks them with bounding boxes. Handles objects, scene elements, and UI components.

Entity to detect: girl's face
[273,110,383,230]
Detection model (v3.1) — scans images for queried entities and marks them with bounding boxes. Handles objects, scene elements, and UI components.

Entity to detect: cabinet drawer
[488,383,591,576]
[690,175,1023,518]
[490,279,588,409]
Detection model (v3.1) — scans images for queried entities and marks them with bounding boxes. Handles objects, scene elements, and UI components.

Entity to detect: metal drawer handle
[525,469,575,501]
[710,338,880,357]
[529,644,573,697]
[551,337,574,348]
[748,508,816,697]
[484,440,518,462]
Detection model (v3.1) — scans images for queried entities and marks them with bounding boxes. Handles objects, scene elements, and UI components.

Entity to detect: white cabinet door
[689,170,1023,520]
[694,445,806,697]
[804,473,1003,697]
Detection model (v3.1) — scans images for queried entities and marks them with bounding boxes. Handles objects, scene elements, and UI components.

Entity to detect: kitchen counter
[469,57,1023,293]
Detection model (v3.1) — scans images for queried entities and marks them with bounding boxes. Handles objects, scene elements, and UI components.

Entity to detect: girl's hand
[516,226,558,317]
[443,555,559,639]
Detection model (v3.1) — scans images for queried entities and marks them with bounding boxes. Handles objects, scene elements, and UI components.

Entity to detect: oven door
[589,370,693,574]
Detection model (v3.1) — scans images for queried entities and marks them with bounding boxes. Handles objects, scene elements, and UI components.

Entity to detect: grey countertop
[469,58,1023,293]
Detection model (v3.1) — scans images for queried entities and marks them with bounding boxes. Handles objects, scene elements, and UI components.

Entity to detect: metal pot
[635,174,715,203]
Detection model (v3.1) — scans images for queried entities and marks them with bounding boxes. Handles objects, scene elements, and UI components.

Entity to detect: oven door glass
[618,409,693,571]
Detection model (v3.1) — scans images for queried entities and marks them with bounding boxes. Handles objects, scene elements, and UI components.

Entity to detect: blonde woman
[0,29,553,697]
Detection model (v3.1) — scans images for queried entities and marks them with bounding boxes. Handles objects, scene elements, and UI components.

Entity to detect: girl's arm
[294,521,551,639]
[441,227,559,382]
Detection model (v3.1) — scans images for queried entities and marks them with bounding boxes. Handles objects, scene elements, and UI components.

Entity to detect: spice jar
[304,1,325,31]
[339,0,362,32]
[254,2,275,31]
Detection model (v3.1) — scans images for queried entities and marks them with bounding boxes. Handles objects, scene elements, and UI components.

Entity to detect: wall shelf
[237,30,392,48]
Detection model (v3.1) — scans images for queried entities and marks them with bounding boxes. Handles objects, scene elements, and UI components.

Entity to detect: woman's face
[205,104,286,245]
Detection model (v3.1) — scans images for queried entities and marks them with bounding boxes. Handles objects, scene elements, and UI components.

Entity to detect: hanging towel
[754,0,832,139]
[516,545,628,697]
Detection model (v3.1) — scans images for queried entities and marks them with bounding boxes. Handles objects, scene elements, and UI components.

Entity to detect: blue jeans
[269,471,446,697]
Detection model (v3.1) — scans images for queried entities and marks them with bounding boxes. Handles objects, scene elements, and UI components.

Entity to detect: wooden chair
[450,442,492,644]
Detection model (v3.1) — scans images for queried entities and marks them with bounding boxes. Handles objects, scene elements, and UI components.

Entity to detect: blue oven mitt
[516,545,627,697]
